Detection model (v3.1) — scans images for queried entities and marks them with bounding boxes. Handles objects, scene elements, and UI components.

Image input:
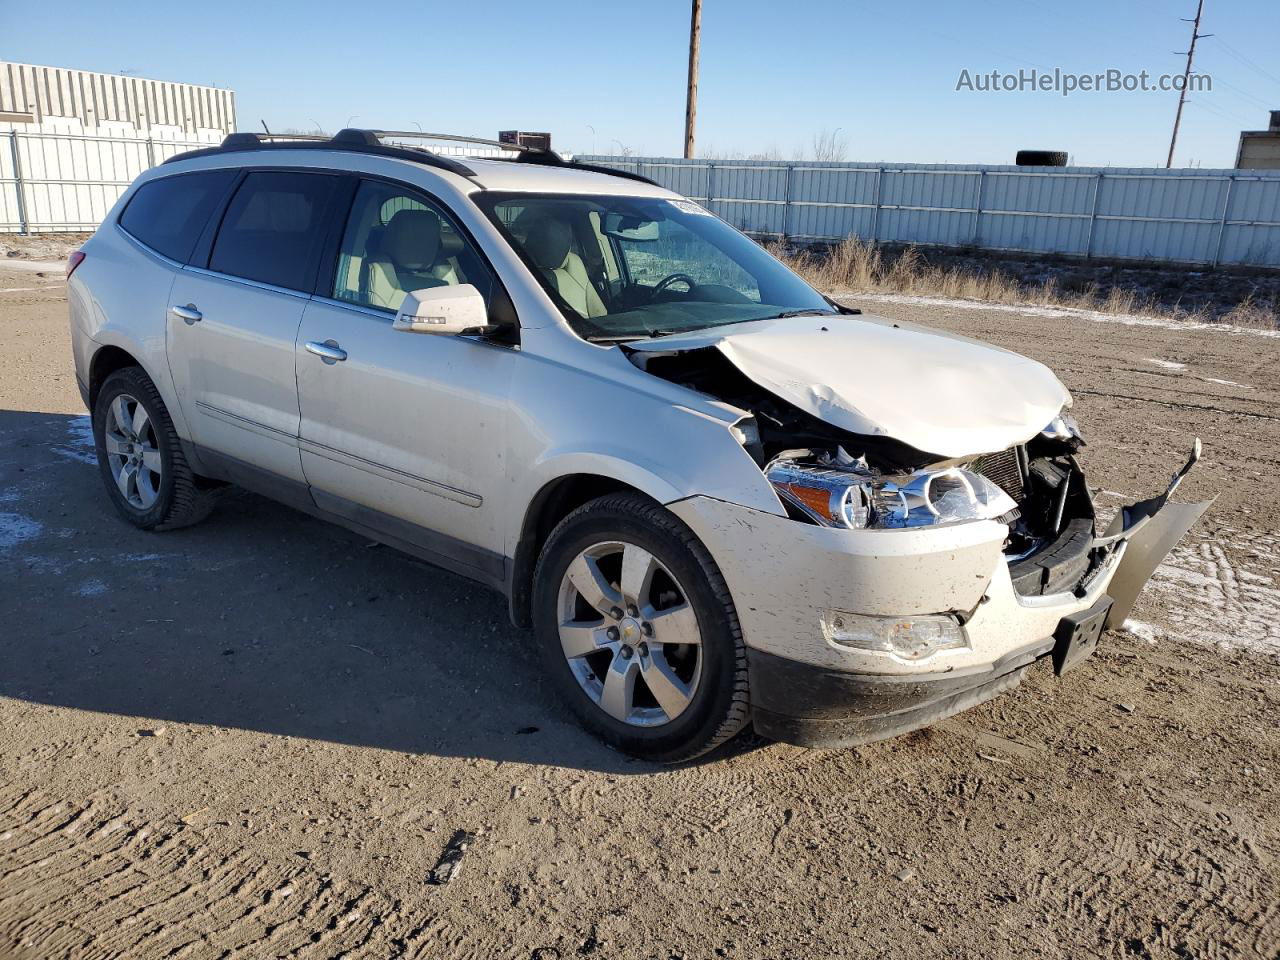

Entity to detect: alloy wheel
[557,540,703,727]
[103,393,162,510]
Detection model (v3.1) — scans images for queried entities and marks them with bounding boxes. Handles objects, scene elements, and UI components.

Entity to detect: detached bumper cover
[669,443,1209,749]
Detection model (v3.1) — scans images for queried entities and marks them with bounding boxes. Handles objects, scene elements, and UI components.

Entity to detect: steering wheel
[653,273,699,296]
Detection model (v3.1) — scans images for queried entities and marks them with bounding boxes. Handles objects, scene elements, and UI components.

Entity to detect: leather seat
[523,219,607,318]
[367,209,450,308]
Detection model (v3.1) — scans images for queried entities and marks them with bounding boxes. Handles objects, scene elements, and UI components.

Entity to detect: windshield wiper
[767,309,840,320]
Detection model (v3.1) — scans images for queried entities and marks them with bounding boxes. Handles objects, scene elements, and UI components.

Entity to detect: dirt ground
[1,260,1277,960]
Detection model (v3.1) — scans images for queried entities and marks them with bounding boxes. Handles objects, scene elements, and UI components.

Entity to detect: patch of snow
[1146,534,1280,656]
[0,259,66,275]
[1201,377,1251,389]
[848,292,1280,340]
[0,512,43,550]
[1121,619,1160,644]
[75,578,108,597]
[64,415,95,449]
[1143,358,1186,370]
[49,415,98,465]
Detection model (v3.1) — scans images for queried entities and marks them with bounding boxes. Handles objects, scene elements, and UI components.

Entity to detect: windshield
[475,193,835,340]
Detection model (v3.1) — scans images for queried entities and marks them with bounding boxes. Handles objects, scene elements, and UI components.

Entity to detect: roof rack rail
[365,129,659,186]
[164,128,476,177]
[164,127,659,187]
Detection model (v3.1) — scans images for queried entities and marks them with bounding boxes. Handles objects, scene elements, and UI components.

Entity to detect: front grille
[973,448,1024,502]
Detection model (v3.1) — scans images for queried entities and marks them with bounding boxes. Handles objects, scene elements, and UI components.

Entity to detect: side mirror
[392,284,491,336]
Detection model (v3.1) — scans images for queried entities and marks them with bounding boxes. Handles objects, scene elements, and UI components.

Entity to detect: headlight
[767,458,1019,530]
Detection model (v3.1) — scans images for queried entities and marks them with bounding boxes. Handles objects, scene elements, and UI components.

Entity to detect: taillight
[66,250,86,279]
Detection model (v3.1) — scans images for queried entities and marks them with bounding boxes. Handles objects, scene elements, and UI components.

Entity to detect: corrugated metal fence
[1,131,215,232]
[0,132,510,234]
[580,156,1280,268]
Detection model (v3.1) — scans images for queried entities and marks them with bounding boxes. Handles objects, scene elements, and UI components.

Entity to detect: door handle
[170,304,202,325]
[305,339,348,364]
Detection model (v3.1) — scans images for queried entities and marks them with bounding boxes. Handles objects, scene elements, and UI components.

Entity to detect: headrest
[524,218,572,271]
[383,209,441,268]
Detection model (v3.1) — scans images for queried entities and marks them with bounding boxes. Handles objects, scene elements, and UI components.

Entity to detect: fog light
[821,611,968,661]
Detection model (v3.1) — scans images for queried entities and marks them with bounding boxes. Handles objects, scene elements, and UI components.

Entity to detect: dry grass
[777,237,1280,329]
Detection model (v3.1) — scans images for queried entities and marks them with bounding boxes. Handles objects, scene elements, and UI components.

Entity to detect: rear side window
[118,170,235,263]
[209,171,341,292]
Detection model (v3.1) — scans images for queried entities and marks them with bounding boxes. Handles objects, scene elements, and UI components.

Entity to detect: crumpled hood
[627,314,1071,458]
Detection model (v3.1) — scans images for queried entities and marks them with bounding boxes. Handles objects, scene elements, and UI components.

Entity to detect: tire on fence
[1015,150,1069,167]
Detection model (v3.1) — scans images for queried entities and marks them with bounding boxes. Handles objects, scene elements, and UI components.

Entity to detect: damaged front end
[628,335,1208,641]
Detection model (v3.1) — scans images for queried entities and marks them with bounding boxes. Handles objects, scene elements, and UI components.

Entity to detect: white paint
[0,512,43,550]
[629,313,1070,457]
[1144,358,1187,370]
[849,292,1280,340]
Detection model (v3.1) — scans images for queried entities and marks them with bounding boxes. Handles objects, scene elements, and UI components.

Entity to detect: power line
[1214,38,1280,90]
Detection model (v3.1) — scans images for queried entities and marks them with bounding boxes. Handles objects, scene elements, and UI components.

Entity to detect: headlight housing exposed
[767,457,1019,530]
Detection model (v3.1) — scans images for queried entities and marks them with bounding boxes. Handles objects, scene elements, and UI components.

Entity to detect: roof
[451,156,675,196]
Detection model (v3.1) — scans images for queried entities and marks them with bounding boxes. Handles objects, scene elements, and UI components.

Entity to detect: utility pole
[684,0,701,159]
[1166,0,1209,168]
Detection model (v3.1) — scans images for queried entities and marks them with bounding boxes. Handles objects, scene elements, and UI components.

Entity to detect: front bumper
[666,445,1208,748]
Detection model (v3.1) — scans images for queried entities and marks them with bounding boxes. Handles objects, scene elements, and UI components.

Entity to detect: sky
[4,0,1278,168]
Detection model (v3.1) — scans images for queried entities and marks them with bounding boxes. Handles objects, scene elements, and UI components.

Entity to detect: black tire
[1015,150,1068,167]
[532,492,750,763]
[92,366,220,531]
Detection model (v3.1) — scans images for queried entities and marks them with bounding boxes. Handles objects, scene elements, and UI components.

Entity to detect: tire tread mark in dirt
[1071,387,1280,423]
[0,791,408,960]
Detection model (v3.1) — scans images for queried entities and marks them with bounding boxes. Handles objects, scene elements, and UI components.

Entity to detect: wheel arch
[88,343,144,410]
[508,473,659,628]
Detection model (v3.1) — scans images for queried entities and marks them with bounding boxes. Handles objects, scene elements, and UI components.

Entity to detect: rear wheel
[92,366,219,530]
[532,493,749,762]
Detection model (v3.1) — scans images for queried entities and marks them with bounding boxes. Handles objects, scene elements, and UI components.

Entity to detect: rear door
[167,169,345,483]
[294,178,517,583]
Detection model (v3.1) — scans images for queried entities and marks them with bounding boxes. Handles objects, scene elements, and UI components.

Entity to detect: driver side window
[333,181,493,311]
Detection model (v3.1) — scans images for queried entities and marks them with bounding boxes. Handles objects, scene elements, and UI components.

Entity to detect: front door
[295,178,517,583]
[167,169,344,483]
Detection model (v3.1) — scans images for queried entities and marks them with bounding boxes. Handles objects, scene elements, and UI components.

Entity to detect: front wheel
[532,493,750,762]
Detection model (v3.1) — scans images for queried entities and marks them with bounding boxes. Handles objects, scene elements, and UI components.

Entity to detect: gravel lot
[1,261,1277,959]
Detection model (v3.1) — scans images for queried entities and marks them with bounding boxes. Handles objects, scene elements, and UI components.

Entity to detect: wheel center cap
[619,618,641,642]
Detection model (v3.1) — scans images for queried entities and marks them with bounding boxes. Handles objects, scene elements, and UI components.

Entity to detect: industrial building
[0,60,235,140]
[1236,110,1280,170]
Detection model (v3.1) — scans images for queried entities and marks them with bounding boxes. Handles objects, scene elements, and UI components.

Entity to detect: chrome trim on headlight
[766,457,1020,530]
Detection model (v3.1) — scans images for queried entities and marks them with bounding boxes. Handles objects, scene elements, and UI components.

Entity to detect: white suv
[66,130,1206,761]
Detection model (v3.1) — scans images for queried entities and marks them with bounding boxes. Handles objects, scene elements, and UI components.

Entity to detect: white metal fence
[0,131,513,234]
[1,130,216,233]
[581,156,1280,269]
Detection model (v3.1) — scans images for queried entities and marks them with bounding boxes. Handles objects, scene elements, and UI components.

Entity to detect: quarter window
[209,171,341,292]
[118,170,236,263]
[333,180,493,311]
